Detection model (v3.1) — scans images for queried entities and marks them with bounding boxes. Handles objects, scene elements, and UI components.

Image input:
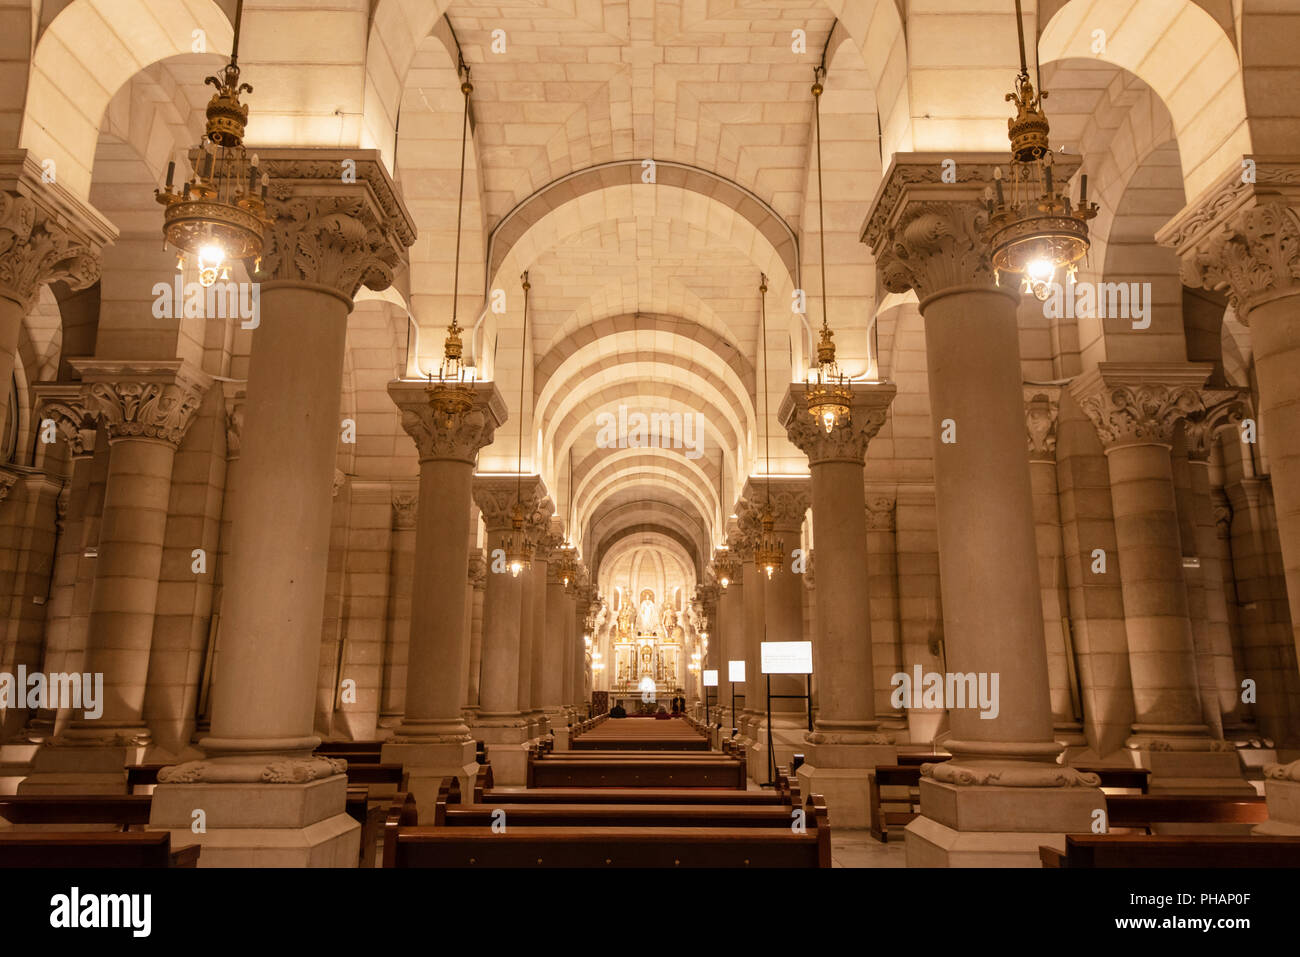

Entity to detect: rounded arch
[1039,0,1250,199]
[20,0,234,201]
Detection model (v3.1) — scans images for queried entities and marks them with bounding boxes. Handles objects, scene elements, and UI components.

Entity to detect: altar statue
[638,592,658,633]
[616,601,633,639]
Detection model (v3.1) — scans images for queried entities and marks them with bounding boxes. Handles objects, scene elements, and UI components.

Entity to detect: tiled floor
[831,831,907,867]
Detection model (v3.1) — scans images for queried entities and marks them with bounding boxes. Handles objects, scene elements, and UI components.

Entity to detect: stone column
[1072,364,1247,791]
[732,521,763,745]
[464,552,486,719]
[379,380,504,807]
[718,558,745,736]
[147,150,415,865]
[1161,167,1300,827]
[863,155,1102,865]
[542,550,571,746]
[379,488,417,730]
[23,388,96,740]
[0,151,111,432]
[527,522,560,737]
[779,382,898,827]
[470,475,550,784]
[22,362,210,794]
[1024,387,1086,746]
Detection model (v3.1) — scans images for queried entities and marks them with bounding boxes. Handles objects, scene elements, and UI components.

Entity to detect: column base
[904,768,1104,867]
[17,743,143,794]
[1126,737,1253,793]
[470,719,537,786]
[1255,761,1300,835]
[380,739,478,811]
[148,771,358,867]
[0,741,40,795]
[746,716,808,783]
[795,738,899,830]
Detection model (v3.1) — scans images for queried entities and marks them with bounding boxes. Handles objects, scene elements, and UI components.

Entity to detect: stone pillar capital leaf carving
[0,172,112,309]
[779,383,896,467]
[392,489,418,529]
[472,474,550,533]
[250,150,416,301]
[72,360,211,449]
[1184,390,1251,462]
[1070,364,1213,451]
[389,380,505,465]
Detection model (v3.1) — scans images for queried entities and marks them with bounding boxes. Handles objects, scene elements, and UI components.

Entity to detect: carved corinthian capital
[251,150,416,301]
[33,384,96,456]
[1071,363,1213,451]
[1184,389,1251,462]
[861,154,1062,304]
[865,495,896,530]
[1156,159,1300,323]
[389,379,506,465]
[392,489,418,529]
[72,360,211,448]
[1024,386,1061,461]
[472,474,551,533]
[0,152,116,309]
[778,381,896,467]
[739,476,810,532]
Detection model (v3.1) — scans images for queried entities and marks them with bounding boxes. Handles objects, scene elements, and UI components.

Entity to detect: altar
[609,588,685,697]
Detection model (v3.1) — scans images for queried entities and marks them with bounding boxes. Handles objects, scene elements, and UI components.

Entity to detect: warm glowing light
[1024,258,1057,301]
[509,560,524,578]
[719,576,730,589]
[196,243,226,288]
[764,565,775,580]
[821,409,837,433]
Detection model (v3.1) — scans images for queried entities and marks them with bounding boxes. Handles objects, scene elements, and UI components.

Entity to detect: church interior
[1,0,1300,879]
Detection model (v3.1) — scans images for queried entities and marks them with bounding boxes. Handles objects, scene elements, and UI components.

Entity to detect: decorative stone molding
[1071,364,1213,451]
[862,154,1073,304]
[778,382,896,467]
[251,149,416,301]
[332,469,346,499]
[1156,159,1300,322]
[157,755,346,784]
[33,384,95,456]
[71,360,211,448]
[534,527,565,565]
[392,490,418,529]
[1184,390,1251,462]
[1024,386,1061,461]
[865,495,896,530]
[0,470,16,504]
[472,474,551,533]
[923,761,1101,788]
[739,476,810,532]
[388,380,506,465]
[1213,503,1233,538]
[0,150,116,309]
[1264,759,1300,782]
[221,382,245,459]
[467,551,487,587]
[806,729,895,746]
[55,482,70,528]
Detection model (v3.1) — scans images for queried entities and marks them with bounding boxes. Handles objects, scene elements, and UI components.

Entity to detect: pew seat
[1040,834,1300,868]
[0,831,200,867]
[0,794,153,830]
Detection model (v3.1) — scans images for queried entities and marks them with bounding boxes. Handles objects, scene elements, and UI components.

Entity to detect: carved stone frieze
[71,360,211,449]
[1024,386,1061,461]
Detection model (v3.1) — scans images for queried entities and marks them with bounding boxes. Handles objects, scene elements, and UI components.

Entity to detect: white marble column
[380,380,504,806]
[779,382,898,827]
[470,475,551,784]
[1161,164,1300,828]
[864,156,1102,865]
[147,150,415,865]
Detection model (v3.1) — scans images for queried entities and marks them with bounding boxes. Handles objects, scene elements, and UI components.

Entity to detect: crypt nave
[1,0,1300,868]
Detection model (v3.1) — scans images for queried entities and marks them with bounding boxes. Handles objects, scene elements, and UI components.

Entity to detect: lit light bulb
[196,243,226,288]
[719,577,729,589]
[1024,258,1056,302]
[509,561,523,578]
[821,409,836,433]
[765,564,775,580]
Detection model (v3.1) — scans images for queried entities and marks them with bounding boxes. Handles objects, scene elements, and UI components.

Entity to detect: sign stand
[759,641,814,787]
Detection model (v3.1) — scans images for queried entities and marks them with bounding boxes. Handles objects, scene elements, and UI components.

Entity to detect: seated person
[609,703,628,718]
[654,706,671,720]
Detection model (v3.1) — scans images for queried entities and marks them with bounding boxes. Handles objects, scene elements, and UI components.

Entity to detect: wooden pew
[383,789,831,868]
[1040,834,1300,868]
[1104,793,1268,833]
[869,764,1153,842]
[445,775,803,826]
[0,832,200,867]
[316,741,384,755]
[526,751,747,789]
[0,794,153,831]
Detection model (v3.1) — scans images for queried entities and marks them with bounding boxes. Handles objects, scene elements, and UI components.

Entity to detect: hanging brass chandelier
[427,63,477,419]
[713,548,736,589]
[804,67,853,433]
[502,269,535,578]
[983,0,1098,301]
[155,0,272,287]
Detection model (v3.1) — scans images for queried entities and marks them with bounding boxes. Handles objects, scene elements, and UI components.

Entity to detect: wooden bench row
[0,830,199,867]
[382,778,831,868]
[526,745,747,789]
